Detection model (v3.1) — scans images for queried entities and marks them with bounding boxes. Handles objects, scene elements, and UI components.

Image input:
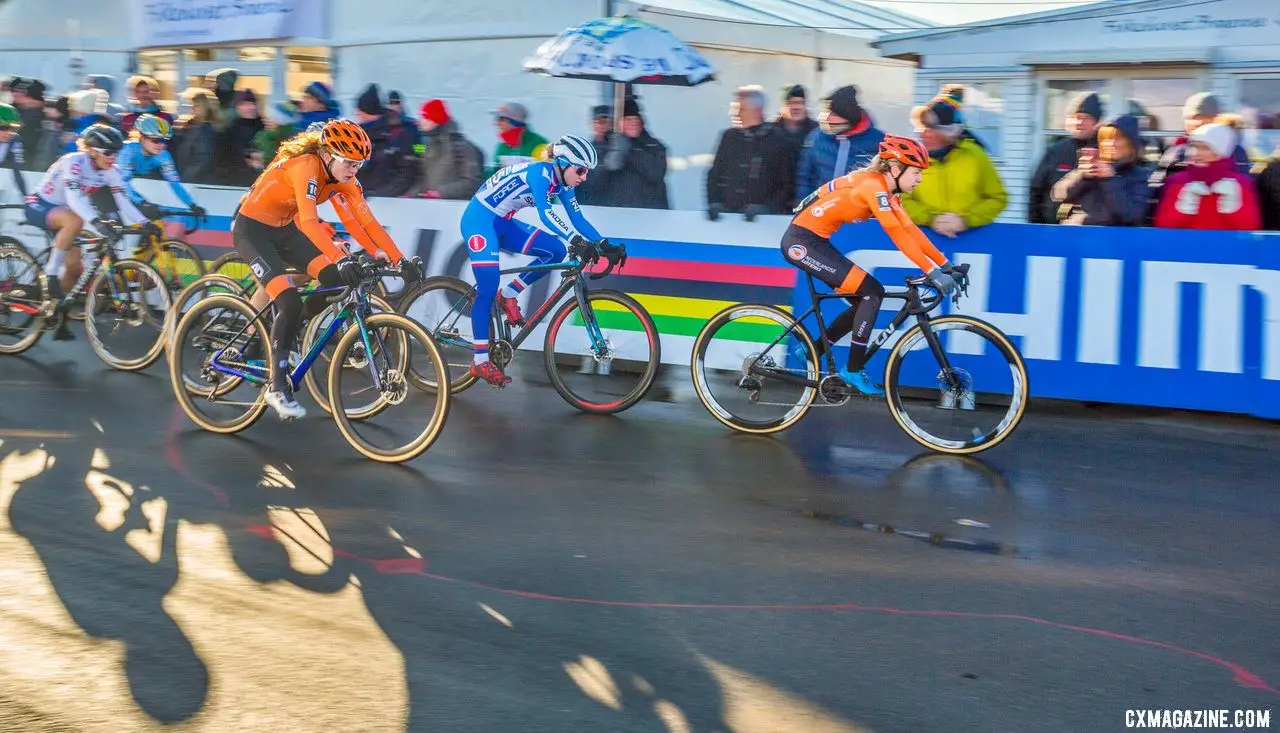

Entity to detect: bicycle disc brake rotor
[380,368,408,405]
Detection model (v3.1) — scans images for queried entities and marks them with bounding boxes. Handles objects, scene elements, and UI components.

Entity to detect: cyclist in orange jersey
[233,118,423,420]
[783,133,960,396]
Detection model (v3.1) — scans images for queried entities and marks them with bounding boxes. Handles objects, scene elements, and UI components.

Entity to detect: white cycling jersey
[28,152,146,228]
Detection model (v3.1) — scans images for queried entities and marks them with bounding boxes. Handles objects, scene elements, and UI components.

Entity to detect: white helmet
[553,134,598,170]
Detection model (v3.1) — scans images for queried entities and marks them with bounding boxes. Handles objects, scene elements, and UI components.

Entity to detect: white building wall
[0,0,133,97]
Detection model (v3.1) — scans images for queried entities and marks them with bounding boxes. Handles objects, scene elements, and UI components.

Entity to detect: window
[943,81,1005,158]
[1128,77,1198,135]
[1044,79,1109,131]
[1239,77,1280,163]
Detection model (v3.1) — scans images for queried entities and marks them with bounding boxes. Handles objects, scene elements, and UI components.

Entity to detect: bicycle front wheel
[691,303,819,434]
[84,258,172,371]
[328,313,451,463]
[0,244,47,355]
[543,289,660,414]
[884,315,1029,455]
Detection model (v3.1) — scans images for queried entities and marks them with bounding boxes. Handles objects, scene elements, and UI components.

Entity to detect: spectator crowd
[1,70,1277,231]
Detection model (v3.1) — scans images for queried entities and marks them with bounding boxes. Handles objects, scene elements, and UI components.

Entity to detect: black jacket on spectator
[1051,116,1153,226]
[706,122,795,214]
[17,106,45,171]
[216,116,264,187]
[772,115,819,157]
[1029,135,1092,223]
[600,129,669,209]
[1256,157,1280,231]
[358,115,418,198]
[173,121,217,184]
[574,134,612,207]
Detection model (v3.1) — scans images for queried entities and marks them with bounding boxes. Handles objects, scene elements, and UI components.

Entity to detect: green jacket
[902,137,1008,228]
[252,124,297,164]
[487,127,549,177]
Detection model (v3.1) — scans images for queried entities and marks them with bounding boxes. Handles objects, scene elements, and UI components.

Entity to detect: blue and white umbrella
[524,15,716,87]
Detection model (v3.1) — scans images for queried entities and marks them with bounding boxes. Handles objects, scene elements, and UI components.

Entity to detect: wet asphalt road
[0,339,1277,732]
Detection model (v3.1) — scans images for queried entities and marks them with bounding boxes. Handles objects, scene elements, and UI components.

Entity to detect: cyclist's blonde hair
[855,155,898,174]
[273,129,323,165]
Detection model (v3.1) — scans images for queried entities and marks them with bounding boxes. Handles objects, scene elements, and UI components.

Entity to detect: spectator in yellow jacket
[902,85,1007,238]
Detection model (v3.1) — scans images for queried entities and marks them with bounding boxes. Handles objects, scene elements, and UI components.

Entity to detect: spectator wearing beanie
[298,81,341,129]
[251,100,302,169]
[215,88,264,186]
[9,77,48,168]
[120,75,173,134]
[1154,123,1261,231]
[575,104,614,206]
[1149,92,1252,214]
[1029,91,1103,223]
[795,85,884,204]
[599,96,669,209]
[405,98,483,200]
[83,75,128,125]
[489,101,549,176]
[1052,114,1152,226]
[706,85,796,218]
[773,84,819,154]
[354,83,418,197]
[902,85,1007,237]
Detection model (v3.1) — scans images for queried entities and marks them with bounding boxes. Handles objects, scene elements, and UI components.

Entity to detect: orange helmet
[878,134,930,169]
[321,118,372,161]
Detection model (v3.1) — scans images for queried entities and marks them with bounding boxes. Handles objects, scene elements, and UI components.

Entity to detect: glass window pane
[239,47,277,61]
[1128,78,1198,137]
[942,81,1004,158]
[1239,78,1280,160]
[1045,79,1108,131]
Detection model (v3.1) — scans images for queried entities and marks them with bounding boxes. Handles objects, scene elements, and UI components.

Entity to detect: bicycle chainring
[491,340,514,369]
[818,374,852,406]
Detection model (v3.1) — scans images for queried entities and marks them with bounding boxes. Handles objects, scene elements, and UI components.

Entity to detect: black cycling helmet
[81,123,125,152]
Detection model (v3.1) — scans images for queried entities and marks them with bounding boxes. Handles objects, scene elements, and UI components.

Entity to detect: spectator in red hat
[1154,123,1261,230]
[405,98,483,200]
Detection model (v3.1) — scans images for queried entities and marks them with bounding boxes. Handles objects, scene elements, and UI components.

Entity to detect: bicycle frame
[749,275,958,390]
[206,284,387,393]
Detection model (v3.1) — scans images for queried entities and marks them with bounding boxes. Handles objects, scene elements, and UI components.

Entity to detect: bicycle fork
[917,318,975,411]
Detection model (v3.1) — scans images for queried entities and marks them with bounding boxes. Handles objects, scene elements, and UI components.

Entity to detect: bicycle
[689,264,1030,455]
[0,219,172,370]
[209,221,390,301]
[396,241,660,414]
[129,205,208,295]
[167,255,450,464]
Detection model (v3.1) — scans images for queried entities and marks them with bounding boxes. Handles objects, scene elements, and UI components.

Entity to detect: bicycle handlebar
[569,240,629,281]
[151,206,206,235]
[911,262,971,312]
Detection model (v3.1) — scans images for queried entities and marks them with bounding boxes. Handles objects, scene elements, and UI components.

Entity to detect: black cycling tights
[268,268,340,393]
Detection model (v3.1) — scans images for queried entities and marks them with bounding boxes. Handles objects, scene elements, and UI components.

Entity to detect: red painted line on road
[161,413,1278,696]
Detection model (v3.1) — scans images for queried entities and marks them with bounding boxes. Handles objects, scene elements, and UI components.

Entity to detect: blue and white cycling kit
[116,140,196,211]
[461,160,602,361]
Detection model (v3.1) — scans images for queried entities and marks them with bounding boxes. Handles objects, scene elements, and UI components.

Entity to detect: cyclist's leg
[459,207,510,385]
[232,214,305,416]
[780,225,861,351]
[42,206,84,295]
[498,222,566,298]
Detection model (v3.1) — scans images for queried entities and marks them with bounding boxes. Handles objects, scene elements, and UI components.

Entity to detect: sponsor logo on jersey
[787,244,807,260]
[306,178,318,201]
[875,192,892,211]
[467,234,488,253]
[547,209,572,234]
[485,175,523,208]
[810,200,838,217]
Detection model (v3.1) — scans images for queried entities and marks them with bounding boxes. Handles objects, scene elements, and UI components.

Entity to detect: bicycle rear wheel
[691,303,819,434]
[84,258,171,371]
[168,293,271,433]
[139,239,206,295]
[0,244,47,355]
[328,313,451,463]
[883,315,1029,455]
[397,275,480,394]
[543,289,660,414]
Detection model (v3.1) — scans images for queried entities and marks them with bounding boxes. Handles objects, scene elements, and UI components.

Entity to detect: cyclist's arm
[115,146,148,206]
[61,162,105,224]
[290,166,349,264]
[104,167,149,226]
[331,181,406,262]
[528,167,582,242]
[556,186,602,241]
[157,150,196,208]
[895,207,948,268]
[862,187,945,273]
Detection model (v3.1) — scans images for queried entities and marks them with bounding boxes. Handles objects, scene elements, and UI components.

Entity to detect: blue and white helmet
[553,134,597,170]
[135,113,172,140]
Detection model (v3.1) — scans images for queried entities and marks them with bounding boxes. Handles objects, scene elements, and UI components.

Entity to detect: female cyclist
[117,113,206,239]
[233,117,422,420]
[24,123,149,340]
[461,133,605,387]
[783,134,960,396]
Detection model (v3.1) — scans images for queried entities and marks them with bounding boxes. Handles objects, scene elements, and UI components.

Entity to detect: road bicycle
[396,241,660,414]
[689,264,1029,455]
[0,221,171,370]
[167,256,450,463]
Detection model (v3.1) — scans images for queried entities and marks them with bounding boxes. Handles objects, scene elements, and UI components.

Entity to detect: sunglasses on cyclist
[330,153,365,170]
[91,147,119,158]
[143,136,169,145]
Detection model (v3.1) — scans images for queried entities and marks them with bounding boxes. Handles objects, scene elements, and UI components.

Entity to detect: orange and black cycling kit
[782,170,948,370]
[233,153,405,299]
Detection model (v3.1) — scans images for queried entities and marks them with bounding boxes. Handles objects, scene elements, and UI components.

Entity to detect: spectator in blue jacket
[298,81,341,129]
[794,85,885,203]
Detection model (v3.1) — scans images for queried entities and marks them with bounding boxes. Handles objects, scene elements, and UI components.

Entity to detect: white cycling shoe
[264,388,307,421]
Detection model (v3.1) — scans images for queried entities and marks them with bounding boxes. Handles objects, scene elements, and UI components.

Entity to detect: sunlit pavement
[1,340,1277,732]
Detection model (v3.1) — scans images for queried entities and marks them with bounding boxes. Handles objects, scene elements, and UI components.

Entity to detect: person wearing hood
[297,81,341,129]
[252,100,302,169]
[83,75,128,125]
[1153,123,1261,231]
[598,96,669,209]
[902,85,1007,237]
[488,101,549,176]
[795,85,884,204]
[120,76,173,134]
[1052,114,1153,226]
[405,99,482,200]
[353,83,418,197]
[214,88,264,186]
[1029,91,1103,223]
[63,89,112,153]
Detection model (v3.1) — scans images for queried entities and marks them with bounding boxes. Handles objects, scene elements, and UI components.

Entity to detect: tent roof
[636,0,937,40]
